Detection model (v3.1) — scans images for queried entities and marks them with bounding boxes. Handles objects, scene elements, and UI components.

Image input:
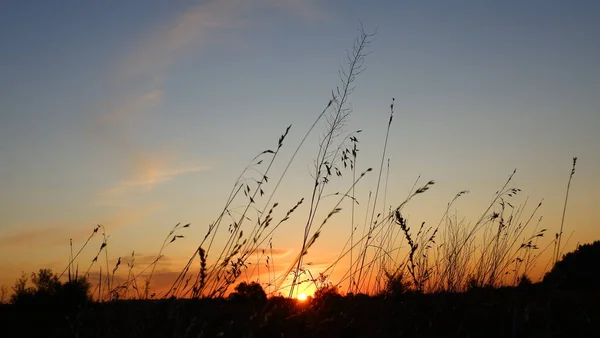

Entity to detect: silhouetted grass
[2,24,597,338]
[2,283,599,337]
[35,25,576,301]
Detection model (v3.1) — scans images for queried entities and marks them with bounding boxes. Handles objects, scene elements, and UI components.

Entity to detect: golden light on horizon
[297,293,307,301]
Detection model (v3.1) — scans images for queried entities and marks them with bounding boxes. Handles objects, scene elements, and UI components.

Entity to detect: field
[2,19,599,338]
[2,284,599,337]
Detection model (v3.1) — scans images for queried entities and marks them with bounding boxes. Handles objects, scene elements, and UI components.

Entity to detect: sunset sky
[1,0,599,295]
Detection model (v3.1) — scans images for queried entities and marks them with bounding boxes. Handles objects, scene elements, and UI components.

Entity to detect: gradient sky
[1,0,599,293]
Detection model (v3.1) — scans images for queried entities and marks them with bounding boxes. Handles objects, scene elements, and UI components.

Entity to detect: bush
[517,274,533,288]
[382,269,410,297]
[313,284,341,302]
[466,276,481,291]
[228,281,267,303]
[10,268,91,309]
[543,240,600,291]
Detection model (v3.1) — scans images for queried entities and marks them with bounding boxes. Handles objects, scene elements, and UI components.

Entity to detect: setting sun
[2,1,600,337]
[297,293,308,302]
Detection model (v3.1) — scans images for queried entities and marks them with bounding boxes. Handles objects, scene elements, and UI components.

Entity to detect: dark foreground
[1,286,598,338]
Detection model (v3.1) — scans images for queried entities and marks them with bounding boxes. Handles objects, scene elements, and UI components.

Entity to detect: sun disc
[297,293,307,301]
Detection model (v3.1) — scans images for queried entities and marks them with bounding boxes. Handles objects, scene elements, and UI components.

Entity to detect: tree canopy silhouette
[543,240,600,291]
[228,281,267,304]
[11,268,91,309]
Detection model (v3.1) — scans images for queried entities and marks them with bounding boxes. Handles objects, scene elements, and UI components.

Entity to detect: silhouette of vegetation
[517,274,533,288]
[228,281,267,304]
[10,268,91,310]
[18,25,566,305]
[4,280,598,337]
[553,157,577,265]
[2,25,598,338]
[380,268,410,297]
[313,283,341,301]
[543,240,600,291]
[0,284,8,304]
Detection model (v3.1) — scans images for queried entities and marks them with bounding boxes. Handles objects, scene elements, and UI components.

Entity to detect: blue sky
[1,0,599,292]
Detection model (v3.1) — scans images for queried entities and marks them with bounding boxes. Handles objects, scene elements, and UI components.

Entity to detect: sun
[297,293,307,302]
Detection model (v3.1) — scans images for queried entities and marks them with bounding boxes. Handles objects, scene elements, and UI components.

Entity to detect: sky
[1,0,599,296]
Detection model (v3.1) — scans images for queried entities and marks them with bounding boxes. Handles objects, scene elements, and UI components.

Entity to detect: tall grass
[46,26,581,301]
[554,157,577,265]
[0,284,7,304]
[286,27,375,297]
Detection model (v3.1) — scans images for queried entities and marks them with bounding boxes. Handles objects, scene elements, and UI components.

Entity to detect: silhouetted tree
[543,240,600,291]
[229,281,267,303]
[10,268,91,309]
[313,284,341,303]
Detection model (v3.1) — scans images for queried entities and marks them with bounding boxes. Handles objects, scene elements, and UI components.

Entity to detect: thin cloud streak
[92,0,325,202]
[119,0,326,80]
[0,226,67,248]
[0,206,159,249]
[95,151,209,204]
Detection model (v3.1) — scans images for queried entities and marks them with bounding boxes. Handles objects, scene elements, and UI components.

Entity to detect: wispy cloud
[96,86,163,126]
[116,0,326,102]
[92,0,325,202]
[0,225,67,248]
[91,87,204,202]
[264,0,327,22]
[95,150,208,204]
[112,164,207,192]
[0,206,159,249]
[119,0,326,80]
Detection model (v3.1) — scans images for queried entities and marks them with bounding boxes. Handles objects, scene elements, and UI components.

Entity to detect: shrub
[517,274,533,288]
[229,281,267,303]
[313,284,341,302]
[465,276,481,291]
[10,268,91,309]
[381,269,410,297]
[543,240,600,291]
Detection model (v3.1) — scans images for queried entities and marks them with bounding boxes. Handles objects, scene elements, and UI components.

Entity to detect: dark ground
[1,285,598,338]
